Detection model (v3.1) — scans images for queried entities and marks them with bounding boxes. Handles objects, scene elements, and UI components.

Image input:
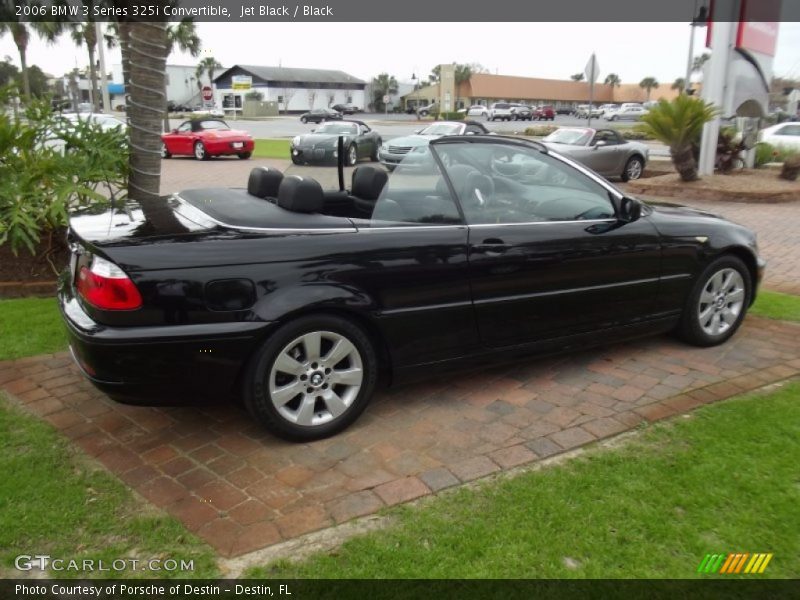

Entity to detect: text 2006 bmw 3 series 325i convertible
[59,136,765,441]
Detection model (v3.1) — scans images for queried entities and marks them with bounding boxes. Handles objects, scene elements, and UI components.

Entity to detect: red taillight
[77,255,142,310]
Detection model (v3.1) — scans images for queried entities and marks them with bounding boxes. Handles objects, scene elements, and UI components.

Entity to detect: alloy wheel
[194,142,205,160]
[626,158,643,180]
[697,268,746,336]
[269,331,364,427]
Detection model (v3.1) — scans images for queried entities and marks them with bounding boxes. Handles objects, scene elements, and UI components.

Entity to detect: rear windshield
[199,120,230,130]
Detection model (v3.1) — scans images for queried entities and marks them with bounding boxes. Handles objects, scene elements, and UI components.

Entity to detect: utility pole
[95,21,111,112]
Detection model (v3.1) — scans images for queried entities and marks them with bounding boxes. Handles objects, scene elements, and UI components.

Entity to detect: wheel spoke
[727,288,744,303]
[330,367,363,386]
[322,389,348,418]
[295,396,316,426]
[271,379,304,406]
[700,289,715,305]
[699,304,715,325]
[710,313,721,335]
[302,332,322,362]
[273,352,304,376]
[324,338,356,367]
[720,270,733,292]
[709,271,724,294]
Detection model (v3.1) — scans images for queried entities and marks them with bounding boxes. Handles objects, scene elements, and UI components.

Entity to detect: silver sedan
[541,127,648,181]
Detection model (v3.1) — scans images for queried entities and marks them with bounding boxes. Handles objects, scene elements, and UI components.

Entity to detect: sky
[2,21,800,85]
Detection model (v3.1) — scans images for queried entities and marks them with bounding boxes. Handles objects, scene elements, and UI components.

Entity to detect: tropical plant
[196,56,223,88]
[671,78,686,92]
[638,95,719,182]
[639,77,660,101]
[604,73,621,87]
[0,21,61,101]
[166,18,201,57]
[0,88,128,256]
[692,53,710,73]
[428,63,486,85]
[371,72,398,112]
[570,73,585,82]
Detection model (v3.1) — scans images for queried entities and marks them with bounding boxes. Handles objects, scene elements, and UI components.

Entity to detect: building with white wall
[213,65,366,113]
[111,63,229,108]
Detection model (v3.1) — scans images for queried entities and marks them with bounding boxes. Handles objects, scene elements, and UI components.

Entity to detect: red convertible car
[161,118,254,160]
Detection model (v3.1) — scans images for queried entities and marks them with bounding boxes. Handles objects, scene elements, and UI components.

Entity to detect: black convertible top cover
[178,188,355,230]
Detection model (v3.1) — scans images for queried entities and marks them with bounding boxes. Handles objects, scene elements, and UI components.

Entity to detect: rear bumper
[59,284,269,405]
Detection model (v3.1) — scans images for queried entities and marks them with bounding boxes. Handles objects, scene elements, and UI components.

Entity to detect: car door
[433,139,663,348]
[357,125,373,157]
[164,121,192,155]
[589,130,624,175]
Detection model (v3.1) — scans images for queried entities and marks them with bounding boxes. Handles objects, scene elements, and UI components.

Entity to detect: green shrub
[438,111,465,121]
[0,86,129,255]
[623,129,655,140]
[523,125,558,137]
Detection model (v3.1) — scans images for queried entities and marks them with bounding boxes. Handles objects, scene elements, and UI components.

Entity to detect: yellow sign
[232,75,252,91]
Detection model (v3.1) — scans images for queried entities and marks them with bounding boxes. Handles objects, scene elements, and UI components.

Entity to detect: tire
[610,115,617,121]
[291,153,303,165]
[243,314,378,441]
[346,144,358,166]
[194,141,208,160]
[238,152,252,160]
[419,110,428,117]
[621,156,644,181]
[301,117,307,124]
[370,139,381,162]
[161,143,171,159]
[677,255,751,347]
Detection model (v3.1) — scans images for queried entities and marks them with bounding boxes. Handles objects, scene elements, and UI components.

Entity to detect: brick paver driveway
[161,157,799,295]
[2,318,800,557]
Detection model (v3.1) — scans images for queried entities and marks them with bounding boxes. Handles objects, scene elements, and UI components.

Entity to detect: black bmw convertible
[59,135,764,441]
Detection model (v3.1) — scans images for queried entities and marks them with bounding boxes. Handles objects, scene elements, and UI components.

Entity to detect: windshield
[316,123,359,135]
[199,120,230,130]
[420,123,462,136]
[543,128,592,145]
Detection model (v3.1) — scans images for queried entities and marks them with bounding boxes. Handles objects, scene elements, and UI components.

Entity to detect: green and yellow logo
[697,553,773,574]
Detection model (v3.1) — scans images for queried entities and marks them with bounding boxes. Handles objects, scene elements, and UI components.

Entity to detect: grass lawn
[0,392,219,578]
[249,381,800,578]
[252,138,291,159]
[0,297,66,361]
[751,289,800,323]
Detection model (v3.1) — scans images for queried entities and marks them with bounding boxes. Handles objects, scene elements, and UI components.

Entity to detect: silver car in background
[541,127,648,181]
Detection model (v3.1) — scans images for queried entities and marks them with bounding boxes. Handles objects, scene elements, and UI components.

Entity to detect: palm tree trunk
[12,25,31,100]
[671,144,699,182]
[87,45,99,112]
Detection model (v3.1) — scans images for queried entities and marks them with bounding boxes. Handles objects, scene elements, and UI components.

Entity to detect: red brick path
[2,317,799,557]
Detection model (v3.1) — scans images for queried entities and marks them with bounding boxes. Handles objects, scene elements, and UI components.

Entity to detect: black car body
[300,108,342,123]
[332,104,358,115]
[290,120,381,166]
[59,136,764,441]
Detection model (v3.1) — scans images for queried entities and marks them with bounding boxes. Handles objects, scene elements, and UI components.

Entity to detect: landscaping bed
[626,169,799,203]
[0,230,67,298]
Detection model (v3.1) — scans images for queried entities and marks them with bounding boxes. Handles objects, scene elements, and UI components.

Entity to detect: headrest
[351,166,388,201]
[247,167,284,199]
[277,176,324,213]
[463,172,494,207]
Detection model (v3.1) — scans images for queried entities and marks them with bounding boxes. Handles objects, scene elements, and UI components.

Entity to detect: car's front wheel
[194,141,208,160]
[370,139,381,162]
[678,256,751,347]
[621,156,644,181]
[301,117,307,123]
[244,315,378,441]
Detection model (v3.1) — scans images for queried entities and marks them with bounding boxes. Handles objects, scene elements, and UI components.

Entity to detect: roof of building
[214,65,366,85]
[460,73,615,103]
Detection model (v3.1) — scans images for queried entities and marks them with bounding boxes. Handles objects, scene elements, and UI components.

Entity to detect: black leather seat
[350,166,388,216]
[247,167,284,200]
[277,176,324,213]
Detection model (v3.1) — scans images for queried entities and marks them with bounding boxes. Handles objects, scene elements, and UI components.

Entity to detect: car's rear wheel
[370,139,381,162]
[346,144,358,166]
[621,156,644,181]
[161,143,171,159]
[301,117,307,124]
[244,315,378,441]
[238,152,252,160]
[678,256,751,347]
[194,141,208,160]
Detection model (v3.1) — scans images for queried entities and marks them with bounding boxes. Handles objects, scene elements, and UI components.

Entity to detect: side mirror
[594,140,607,149]
[617,196,642,222]
[170,129,178,134]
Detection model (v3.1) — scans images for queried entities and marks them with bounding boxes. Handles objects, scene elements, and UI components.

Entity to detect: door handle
[475,238,510,255]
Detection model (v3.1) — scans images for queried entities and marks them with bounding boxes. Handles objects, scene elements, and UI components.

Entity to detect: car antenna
[337,135,345,191]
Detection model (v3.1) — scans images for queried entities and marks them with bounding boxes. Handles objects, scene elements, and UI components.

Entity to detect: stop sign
[201,86,213,101]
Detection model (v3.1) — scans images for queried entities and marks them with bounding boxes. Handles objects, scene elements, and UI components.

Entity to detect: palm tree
[638,95,719,182]
[0,21,60,101]
[671,78,686,93]
[692,53,710,73]
[371,73,398,112]
[639,77,659,102]
[196,56,223,88]
[68,21,107,112]
[570,73,585,82]
[604,73,621,88]
[166,19,201,57]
